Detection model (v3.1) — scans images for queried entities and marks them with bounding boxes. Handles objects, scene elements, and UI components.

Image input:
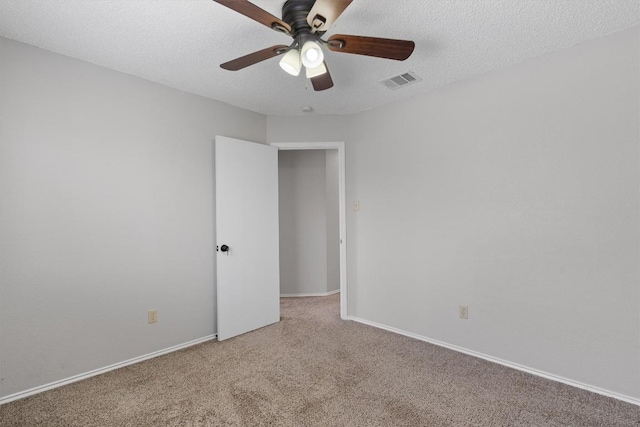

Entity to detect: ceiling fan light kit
[300,39,324,68]
[279,49,302,76]
[305,62,327,78]
[214,0,416,91]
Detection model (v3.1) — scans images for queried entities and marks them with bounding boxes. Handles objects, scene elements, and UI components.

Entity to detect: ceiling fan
[213,0,416,91]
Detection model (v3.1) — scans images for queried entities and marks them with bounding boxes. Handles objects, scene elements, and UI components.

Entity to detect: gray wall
[268,27,640,400]
[278,150,339,295]
[2,24,638,402]
[0,38,266,398]
[278,150,327,295]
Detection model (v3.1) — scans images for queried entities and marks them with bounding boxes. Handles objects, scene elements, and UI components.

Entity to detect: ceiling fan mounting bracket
[322,38,344,49]
[309,15,326,33]
[274,46,291,55]
[271,23,291,36]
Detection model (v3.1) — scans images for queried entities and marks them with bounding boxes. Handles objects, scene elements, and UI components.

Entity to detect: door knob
[220,244,230,254]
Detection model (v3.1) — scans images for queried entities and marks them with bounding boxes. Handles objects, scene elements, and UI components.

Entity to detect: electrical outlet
[459,306,468,320]
[353,200,360,211]
[148,309,158,324]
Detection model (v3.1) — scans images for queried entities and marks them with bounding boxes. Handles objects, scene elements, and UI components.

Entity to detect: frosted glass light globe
[305,62,327,78]
[279,49,301,76]
[300,40,324,69]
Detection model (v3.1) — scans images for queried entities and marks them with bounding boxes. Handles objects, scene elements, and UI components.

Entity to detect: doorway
[270,142,347,319]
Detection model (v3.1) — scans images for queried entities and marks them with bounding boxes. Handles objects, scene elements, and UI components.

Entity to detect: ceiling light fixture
[279,49,302,76]
[305,62,327,78]
[300,40,324,69]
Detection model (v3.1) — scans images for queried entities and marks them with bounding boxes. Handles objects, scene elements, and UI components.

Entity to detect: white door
[215,136,280,341]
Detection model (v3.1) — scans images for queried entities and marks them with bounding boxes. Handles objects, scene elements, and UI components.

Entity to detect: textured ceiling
[0,1,638,116]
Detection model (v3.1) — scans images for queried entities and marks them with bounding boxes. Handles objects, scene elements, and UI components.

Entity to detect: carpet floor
[1,294,638,426]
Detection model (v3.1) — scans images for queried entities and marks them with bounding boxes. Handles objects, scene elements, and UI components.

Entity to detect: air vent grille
[380,71,422,90]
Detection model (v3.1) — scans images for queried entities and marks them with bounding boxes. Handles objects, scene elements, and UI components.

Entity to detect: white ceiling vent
[380,71,422,90]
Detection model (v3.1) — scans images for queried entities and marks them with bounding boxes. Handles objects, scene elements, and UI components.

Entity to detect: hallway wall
[278,150,340,295]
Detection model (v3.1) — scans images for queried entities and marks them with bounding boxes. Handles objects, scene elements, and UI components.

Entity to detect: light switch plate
[459,306,468,319]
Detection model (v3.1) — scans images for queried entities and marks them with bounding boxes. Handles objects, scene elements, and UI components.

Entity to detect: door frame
[270,141,347,319]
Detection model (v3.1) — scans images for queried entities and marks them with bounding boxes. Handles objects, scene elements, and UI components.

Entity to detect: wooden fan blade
[311,62,334,91]
[327,34,415,61]
[307,0,353,32]
[220,45,288,71]
[213,0,291,33]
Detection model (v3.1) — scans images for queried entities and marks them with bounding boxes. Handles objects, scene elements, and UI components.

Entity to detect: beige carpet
[1,294,638,426]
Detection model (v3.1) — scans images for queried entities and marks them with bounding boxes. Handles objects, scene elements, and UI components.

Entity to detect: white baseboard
[347,316,639,406]
[281,289,340,298]
[0,334,216,405]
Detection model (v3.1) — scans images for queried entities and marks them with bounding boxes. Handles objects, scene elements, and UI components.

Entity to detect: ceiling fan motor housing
[282,0,321,39]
